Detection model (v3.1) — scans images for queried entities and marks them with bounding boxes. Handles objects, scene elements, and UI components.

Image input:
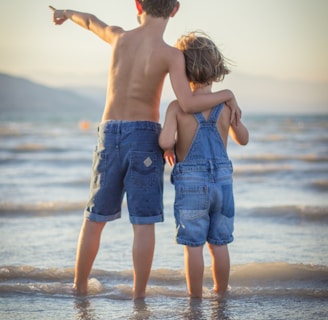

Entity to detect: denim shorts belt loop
[172,159,233,184]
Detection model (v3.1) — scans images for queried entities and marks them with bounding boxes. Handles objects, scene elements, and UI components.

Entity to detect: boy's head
[176,31,230,89]
[136,0,179,19]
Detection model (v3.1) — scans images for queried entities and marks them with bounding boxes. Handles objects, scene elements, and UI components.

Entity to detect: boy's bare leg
[207,244,230,297]
[184,246,204,298]
[132,224,155,300]
[73,219,106,295]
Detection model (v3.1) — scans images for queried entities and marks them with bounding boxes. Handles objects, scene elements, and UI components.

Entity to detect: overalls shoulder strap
[208,103,225,123]
[194,103,225,124]
[194,112,206,124]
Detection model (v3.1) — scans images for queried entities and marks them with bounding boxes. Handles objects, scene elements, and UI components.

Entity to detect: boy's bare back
[103,26,179,123]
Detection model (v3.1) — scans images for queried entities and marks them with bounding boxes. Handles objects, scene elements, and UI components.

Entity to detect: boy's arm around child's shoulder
[167,48,241,125]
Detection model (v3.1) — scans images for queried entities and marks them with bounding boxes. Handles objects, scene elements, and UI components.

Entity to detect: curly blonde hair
[175,31,230,87]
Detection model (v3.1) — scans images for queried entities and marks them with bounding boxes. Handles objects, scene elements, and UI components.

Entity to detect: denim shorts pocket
[175,184,208,210]
[91,149,108,187]
[129,151,162,193]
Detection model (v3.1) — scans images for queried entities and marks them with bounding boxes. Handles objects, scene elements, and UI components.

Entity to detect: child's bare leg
[132,224,155,300]
[207,243,230,297]
[184,245,204,298]
[73,219,105,295]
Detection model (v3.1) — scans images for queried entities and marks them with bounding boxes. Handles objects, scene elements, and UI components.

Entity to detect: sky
[0,0,327,114]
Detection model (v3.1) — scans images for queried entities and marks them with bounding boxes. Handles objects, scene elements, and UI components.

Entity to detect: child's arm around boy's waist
[159,101,178,151]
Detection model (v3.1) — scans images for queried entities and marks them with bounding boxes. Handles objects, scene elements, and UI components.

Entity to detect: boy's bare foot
[72,283,87,296]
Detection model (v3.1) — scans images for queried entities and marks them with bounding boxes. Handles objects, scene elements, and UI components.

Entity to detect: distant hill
[0,73,103,122]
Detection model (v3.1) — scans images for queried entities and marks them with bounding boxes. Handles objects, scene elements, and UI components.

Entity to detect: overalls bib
[171,103,235,246]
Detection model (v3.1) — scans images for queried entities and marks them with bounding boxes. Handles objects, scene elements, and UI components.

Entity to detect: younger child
[159,32,249,298]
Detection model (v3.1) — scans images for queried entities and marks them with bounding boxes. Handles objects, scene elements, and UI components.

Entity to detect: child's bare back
[165,100,232,162]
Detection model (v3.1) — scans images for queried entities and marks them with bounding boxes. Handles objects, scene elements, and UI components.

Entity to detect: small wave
[0,266,133,286]
[234,153,328,163]
[228,262,328,287]
[258,134,286,142]
[0,278,104,297]
[242,205,328,223]
[0,127,21,137]
[311,179,328,191]
[0,263,327,299]
[8,144,69,154]
[14,143,47,152]
[0,201,85,216]
[299,154,328,163]
[0,265,75,281]
[234,163,293,175]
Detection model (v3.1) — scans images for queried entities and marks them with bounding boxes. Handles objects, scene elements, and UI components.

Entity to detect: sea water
[0,111,327,319]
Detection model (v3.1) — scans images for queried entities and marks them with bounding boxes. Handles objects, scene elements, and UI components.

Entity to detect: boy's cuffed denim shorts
[84,120,164,224]
[172,161,234,246]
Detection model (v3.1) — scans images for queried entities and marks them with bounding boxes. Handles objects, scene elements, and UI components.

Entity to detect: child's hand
[226,96,242,126]
[49,5,68,25]
[164,150,175,166]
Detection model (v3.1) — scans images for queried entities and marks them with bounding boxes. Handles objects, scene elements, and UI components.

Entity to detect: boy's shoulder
[151,39,183,58]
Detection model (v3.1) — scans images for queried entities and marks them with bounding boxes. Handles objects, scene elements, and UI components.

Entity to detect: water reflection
[72,295,232,320]
[129,299,152,320]
[182,298,232,320]
[74,298,99,320]
[209,299,231,320]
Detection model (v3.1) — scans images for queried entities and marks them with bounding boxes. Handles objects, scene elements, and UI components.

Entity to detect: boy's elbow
[179,104,196,115]
[175,97,193,113]
[87,14,97,29]
[179,99,195,113]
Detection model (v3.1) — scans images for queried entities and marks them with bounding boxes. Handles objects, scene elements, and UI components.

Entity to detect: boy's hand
[163,150,175,166]
[226,97,242,126]
[49,5,68,25]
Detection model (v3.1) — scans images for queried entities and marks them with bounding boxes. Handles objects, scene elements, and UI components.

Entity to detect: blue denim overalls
[171,103,234,246]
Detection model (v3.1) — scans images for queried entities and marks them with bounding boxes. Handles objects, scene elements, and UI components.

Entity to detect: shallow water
[0,113,327,319]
